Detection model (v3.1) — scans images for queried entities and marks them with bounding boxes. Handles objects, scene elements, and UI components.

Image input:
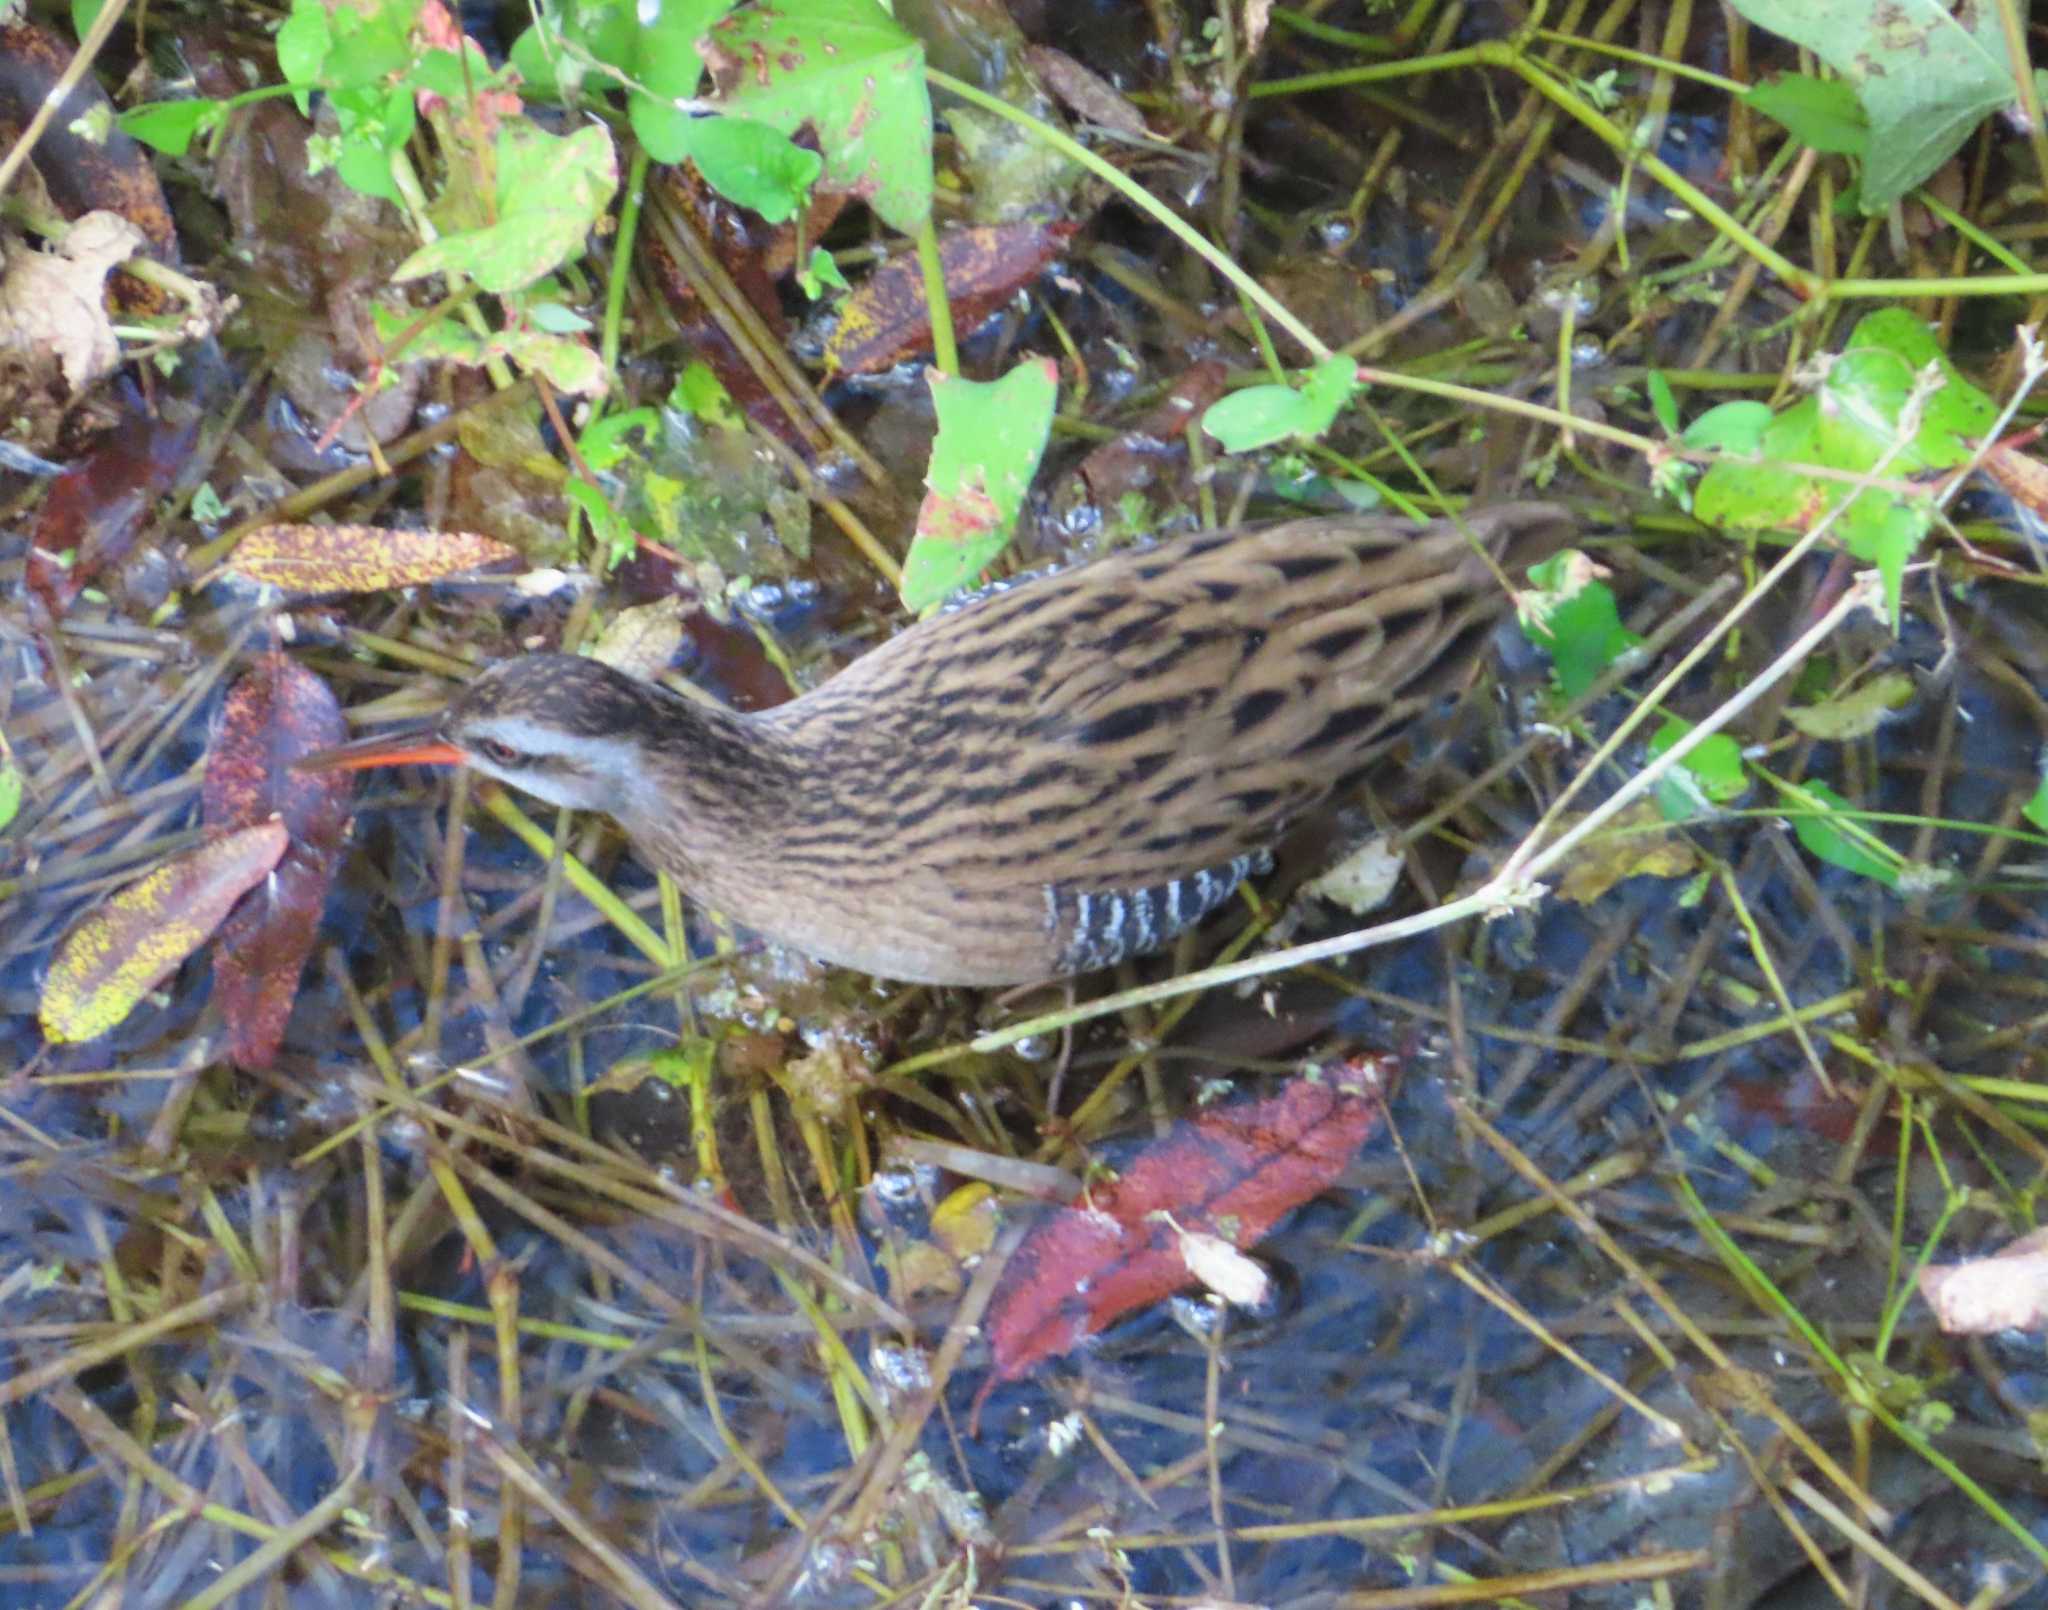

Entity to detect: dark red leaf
[202,654,353,1069]
[985,1054,1397,1386]
[825,218,1078,376]
[28,400,194,617]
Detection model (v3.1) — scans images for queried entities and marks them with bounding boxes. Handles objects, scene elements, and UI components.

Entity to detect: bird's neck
[608,697,809,891]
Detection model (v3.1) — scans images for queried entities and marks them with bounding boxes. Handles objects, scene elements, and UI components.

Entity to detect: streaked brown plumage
[306,504,1570,984]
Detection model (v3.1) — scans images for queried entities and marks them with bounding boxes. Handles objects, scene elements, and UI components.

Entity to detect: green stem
[914,215,959,375]
[1528,28,1746,95]
[603,145,650,379]
[922,67,1332,362]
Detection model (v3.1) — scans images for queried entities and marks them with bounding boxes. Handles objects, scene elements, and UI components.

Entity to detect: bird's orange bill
[295,727,466,773]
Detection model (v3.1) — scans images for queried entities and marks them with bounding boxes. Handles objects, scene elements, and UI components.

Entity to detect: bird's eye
[476,738,521,767]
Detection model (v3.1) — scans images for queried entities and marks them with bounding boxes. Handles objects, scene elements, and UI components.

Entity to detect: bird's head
[300,654,677,814]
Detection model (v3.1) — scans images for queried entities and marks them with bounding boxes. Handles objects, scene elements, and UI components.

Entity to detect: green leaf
[1743,73,1868,155]
[566,476,637,567]
[704,0,932,233]
[326,83,415,200]
[677,117,823,223]
[118,99,223,157]
[579,406,661,470]
[671,361,743,430]
[410,47,480,102]
[1847,308,1999,466]
[373,304,485,364]
[2024,769,2048,837]
[190,482,230,524]
[1728,0,2016,211]
[1790,779,1898,888]
[901,358,1058,611]
[1692,311,1994,623]
[395,122,619,293]
[1202,356,1358,452]
[1785,670,1916,740]
[512,1,645,102]
[509,23,563,98]
[1517,552,1641,702]
[371,300,607,394]
[72,0,111,41]
[627,0,733,158]
[334,131,400,200]
[527,300,594,334]
[1647,370,1679,435]
[323,3,413,92]
[798,245,849,298]
[1681,400,1772,455]
[496,328,608,394]
[0,763,21,834]
[1202,385,1313,452]
[276,0,333,112]
[1646,717,1747,822]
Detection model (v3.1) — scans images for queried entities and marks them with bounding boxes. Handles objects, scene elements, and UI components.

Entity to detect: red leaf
[985,1055,1396,1386]
[202,654,353,1068]
[28,402,194,617]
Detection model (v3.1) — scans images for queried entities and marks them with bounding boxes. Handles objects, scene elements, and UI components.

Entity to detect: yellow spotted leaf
[40,820,289,1044]
[229,524,519,594]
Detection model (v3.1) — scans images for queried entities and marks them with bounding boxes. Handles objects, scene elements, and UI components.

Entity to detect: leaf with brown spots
[228,524,518,594]
[40,820,289,1045]
[203,653,354,1069]
[901,359,1057,610]
[982,1054,1396,1392]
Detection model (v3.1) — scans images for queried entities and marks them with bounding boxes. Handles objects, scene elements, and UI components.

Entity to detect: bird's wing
[773,512,1548,901]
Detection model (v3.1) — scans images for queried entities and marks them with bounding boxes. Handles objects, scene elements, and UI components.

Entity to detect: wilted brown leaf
[1075,359,1230,510]
[40,819,289,1044]
[229,523,518,594]
[0,211,145,393]
[1024,46,1150,138]
[1979,442,2048,524]
[203,653,353,1069]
